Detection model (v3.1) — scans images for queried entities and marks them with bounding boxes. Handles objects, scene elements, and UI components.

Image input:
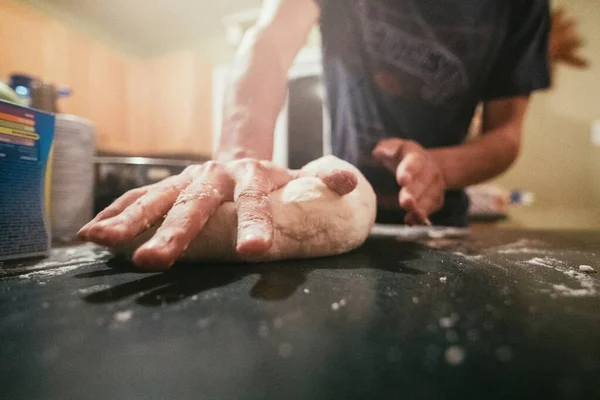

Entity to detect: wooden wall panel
[0,0,214,157]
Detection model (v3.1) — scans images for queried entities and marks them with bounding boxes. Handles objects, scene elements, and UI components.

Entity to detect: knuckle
[398,171,413,185]
[200,161,221,173]
[239,158,267,174]
[238,188,268,203]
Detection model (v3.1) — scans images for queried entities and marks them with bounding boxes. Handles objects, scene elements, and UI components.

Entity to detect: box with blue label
[0,100,55,261]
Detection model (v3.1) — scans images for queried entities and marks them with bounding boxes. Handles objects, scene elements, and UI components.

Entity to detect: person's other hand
[78,158,358,269]
[372,138,446,226]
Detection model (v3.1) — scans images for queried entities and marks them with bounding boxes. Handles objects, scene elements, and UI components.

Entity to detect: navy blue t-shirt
[316,0,551,226]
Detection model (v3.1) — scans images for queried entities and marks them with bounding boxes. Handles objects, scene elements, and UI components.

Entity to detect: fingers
[232,161,277,257]
[78,188,147,240]
[133,162,233,269]
[416,183,445,217]
[395,152,426,190]
[83,173,193,246]
[399,189,430,226]
[400,178,444,226]
[372,139,404,173]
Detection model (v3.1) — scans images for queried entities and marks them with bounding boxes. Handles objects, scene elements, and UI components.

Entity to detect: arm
[372,96,529,225]
[430,95,529,189]
[216,0,319,161]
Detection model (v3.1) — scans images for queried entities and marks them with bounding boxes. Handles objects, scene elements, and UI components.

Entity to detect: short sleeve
[482,0,551,100]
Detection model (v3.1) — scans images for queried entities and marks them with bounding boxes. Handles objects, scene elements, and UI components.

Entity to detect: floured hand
[79,156,376,269]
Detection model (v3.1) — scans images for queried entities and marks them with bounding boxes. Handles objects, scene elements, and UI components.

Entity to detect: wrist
[427,149,452,189]
[215,147,262,162]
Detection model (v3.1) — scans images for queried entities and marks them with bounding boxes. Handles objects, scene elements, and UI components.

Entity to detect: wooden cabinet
[0,0,213,157]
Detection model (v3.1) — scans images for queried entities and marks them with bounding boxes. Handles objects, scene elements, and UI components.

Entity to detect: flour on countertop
[114,310,133,323]
[526,257,597,297]
[445,346,466,366]
[18,259,97,279]
[77,284,110,294]
[579,265,596,273]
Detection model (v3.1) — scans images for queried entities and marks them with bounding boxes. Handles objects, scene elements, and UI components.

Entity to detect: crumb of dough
[578,265,596,273]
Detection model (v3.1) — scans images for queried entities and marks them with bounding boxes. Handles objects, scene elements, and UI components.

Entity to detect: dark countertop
[1,229,599,400]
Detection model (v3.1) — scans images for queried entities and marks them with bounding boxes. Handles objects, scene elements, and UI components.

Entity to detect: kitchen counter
[1,229,599,399]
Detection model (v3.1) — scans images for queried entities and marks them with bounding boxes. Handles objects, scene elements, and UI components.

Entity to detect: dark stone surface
[1,229,599,400]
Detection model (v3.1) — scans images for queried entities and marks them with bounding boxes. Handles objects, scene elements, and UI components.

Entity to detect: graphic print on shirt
[355,0,493,105]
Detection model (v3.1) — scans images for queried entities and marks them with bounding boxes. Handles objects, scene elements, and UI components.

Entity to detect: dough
[117,156,376,263]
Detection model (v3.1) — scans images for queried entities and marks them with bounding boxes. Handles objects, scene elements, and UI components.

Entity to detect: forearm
[216,28,289,162]
[429,127,521,189]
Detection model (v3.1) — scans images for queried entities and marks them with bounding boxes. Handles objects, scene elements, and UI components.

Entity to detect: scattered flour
[331,299,347,311]
[526,257,597,297]
[497,248,549,255]
[439,313,460,329]
[579,265,596,273]
[278,343,293,358]
[439,276,447,283]
[114,310,133,323]
[445,346,466,366]
[452,252,484,261]
[18,260,95,279]
[77,284,110,294]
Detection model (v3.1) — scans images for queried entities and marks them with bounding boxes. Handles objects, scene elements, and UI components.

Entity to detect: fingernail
[241,232,267,244]
[143,237,164,250]
[424,218,433,227]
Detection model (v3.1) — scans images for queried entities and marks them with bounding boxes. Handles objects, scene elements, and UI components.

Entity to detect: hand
[78,158,358,269]
[372,139,446,226]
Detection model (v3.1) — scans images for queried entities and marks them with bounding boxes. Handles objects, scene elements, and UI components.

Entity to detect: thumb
[292,167,358,196]
[372,139,405,173]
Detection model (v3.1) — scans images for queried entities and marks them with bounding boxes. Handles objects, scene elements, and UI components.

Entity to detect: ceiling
[20,0,262,57]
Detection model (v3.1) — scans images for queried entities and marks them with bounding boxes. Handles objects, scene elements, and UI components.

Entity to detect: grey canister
[51,114,95,242]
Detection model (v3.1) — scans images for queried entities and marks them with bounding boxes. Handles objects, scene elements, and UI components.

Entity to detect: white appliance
[212,48,331,168]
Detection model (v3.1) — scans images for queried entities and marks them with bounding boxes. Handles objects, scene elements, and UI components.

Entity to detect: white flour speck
[78,284,109,294]
[331,302,340,311]
[278,343,293,358]
[439,313,460,329]
[340,299,347,306]
[114,310,133,323]
[412,296,420,304]
[445,346,466,366]
[258,325,269,337]
[303,288,310,294]
[579,265,596,273]
[440,276,447,283]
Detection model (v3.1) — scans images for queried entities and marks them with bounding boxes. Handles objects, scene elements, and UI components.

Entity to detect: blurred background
[1,0,599,230]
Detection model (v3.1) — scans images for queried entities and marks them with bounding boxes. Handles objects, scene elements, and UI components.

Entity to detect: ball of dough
[117,156,376,263]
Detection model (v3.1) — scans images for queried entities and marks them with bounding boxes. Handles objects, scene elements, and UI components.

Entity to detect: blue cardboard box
[0,100,55,261]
